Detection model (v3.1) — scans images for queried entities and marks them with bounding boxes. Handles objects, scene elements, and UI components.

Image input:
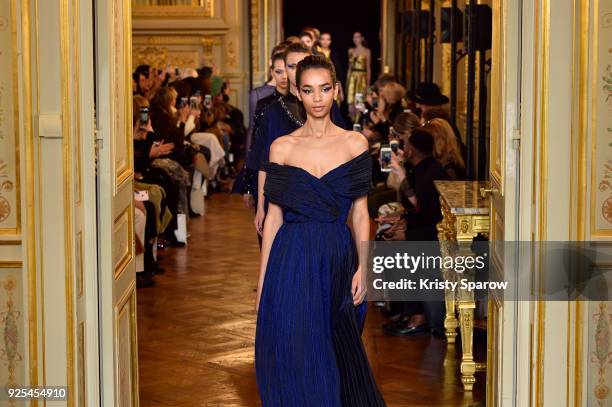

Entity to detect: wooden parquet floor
[137,193,485,407]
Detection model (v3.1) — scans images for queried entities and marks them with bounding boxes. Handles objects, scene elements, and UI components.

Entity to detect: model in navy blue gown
[255,149,386,406]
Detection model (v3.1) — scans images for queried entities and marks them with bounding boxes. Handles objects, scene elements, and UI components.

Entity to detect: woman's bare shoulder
[269,135,294,163]
[340,130,369,155]
[271,128,301,147]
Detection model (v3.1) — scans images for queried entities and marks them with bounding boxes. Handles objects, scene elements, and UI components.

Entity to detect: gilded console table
[434,180,489,391]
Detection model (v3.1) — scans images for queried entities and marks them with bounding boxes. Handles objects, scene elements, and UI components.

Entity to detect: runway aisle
[137,193,484,407]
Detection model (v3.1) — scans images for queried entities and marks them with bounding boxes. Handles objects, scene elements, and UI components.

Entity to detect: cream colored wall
[0,0,101,405]
[576,0,612,405]
[513,0,612,406]
[0,0,36,396]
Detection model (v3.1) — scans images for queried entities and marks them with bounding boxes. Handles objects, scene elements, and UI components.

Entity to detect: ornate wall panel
[132,35,222,73]
[114,0,134,191]
[113,204,134,280]
[115,285,138,407]
[0,0,27,397]
[591,1,612,237]
[0,0,20,236]
[588,301,612,407]
[0,270,24,395]
[586,6,612,407]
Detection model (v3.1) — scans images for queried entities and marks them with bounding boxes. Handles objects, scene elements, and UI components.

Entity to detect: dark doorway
[282,0,382,85]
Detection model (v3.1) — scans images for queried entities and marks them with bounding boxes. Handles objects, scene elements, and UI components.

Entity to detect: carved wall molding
[132,46,200,68]
[132,34,223,68]
[132,0,213,18]
[250,0,260,82]
[226,40,237,68]
[133,35,220,46]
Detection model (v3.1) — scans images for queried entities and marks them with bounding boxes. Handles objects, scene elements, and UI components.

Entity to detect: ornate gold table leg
[443,266,459,343]
[456,229,477,391]
[458,299,476,390]
[437,200,458,343]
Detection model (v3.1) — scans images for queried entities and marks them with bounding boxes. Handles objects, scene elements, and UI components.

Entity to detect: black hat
[196,66,213,79]
[407,129,434,155]
[407,82,449,106]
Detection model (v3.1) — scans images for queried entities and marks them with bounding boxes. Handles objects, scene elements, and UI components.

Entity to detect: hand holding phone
[139,107,149,128]
[178,105,190,123]
[390,139,400,153]
[204,94,212,109]
[388,150,406,180]
[380,146,392,172]
[355,92,366,112]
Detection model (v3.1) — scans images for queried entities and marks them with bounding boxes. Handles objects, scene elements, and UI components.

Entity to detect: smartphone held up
[139,107,149,128]
[380,145,392,172]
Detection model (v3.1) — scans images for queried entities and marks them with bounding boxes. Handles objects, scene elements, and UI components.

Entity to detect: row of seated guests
[363,80,467,339]
[131,64,246,287]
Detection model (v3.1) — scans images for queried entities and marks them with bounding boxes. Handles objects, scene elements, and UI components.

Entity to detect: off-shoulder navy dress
[255,150,386,407]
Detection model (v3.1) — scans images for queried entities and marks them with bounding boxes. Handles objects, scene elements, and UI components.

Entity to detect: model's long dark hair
[296,55,337,87]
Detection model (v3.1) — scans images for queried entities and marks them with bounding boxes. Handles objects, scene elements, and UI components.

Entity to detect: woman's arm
[254,170,266,235]
[351,195,369,305]
[255,200,283,311]
[390,151,418,207]
[255,140,286,311]
[349,134,371,305]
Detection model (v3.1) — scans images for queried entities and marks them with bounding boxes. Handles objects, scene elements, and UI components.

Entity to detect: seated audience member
[133,95,181,251]
[394,130,447,241]
[198,101,234,191]
[406,81,449,117]
[363,81,406,143]
[149,87,211,179]
[383,130,449,337]
[422,105,467,161]
[422,118,466,180]
[202,101,231,152]
[150,87,191,148]
[134,200,155,287]
[136,64,166,100]
[145,92,193,238]
[367,111,421,218]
